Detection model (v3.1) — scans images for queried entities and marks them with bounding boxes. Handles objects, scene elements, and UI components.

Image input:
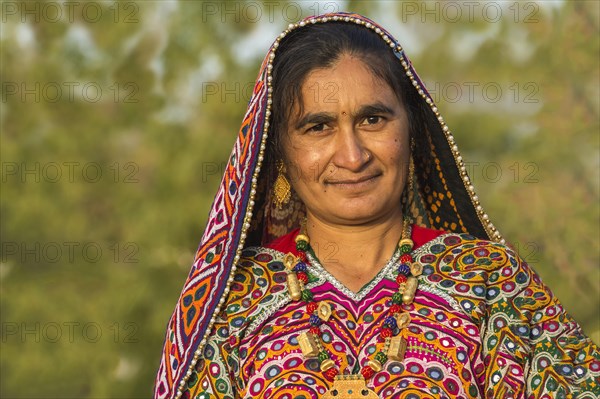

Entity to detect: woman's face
[282,54,410,226]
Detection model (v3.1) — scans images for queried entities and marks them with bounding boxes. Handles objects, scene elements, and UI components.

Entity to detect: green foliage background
[1,1,598,397]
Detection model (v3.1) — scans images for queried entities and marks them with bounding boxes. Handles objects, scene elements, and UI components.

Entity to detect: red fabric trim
[266,225,446,254]
[412,224,446,249]
[266,228,301,254]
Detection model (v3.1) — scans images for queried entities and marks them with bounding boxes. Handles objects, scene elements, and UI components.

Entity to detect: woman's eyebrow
[353,103,396,119]
[294,112,336,130]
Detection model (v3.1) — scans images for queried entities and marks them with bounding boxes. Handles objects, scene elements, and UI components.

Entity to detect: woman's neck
[305,209,405,293]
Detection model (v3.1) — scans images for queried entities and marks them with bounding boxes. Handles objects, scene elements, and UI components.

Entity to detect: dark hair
[268,22,424,169]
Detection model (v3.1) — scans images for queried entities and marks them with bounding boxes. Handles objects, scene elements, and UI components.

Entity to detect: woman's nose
[331,125,371,172]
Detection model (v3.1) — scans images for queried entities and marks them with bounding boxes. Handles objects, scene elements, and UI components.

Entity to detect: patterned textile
[184,229,600,398]
[154,12,599,398]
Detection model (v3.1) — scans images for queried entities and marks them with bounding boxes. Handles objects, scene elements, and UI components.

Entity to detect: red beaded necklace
[284,218,423,394]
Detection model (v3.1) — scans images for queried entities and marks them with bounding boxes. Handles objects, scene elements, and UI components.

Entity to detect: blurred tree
[1,0,597,396]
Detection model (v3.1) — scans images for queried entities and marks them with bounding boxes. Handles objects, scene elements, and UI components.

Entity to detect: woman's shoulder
[415,230,540,305]
[415,229,522,269]
[414,229,530,280]
[234,246,288,289]
[227,247,289,305]
[218,247,291,333]
[410,225,523,271]
[413,230,544,324]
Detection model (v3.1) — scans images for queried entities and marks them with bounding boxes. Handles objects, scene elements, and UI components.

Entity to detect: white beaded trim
[246,296,293,334]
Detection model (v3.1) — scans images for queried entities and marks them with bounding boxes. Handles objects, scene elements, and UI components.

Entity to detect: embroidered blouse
[183,226,600,399]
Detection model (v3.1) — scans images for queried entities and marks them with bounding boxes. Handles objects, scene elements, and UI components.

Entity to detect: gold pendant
[387,335,407,362]
[410,261,423,276]
[322,375,379,399]
[297,332,319,358]
[283,253,297,270]
[394,312,411,329]
[286,272,302,301]
[317,301,333,321]
[402,276,418,304]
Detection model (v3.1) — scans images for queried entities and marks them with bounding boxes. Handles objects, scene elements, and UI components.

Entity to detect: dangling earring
[407,155,415,195]
[273,160,291,208]
[402,139,416,211]
[408,137,416,194]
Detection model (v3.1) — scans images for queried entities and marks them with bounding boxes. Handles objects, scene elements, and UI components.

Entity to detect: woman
[155,13,599,399]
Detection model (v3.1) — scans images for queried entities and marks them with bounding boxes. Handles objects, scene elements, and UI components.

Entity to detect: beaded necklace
[284,218,423,398]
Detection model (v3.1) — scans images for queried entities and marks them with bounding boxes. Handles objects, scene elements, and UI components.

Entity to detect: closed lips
[325,174,381,184]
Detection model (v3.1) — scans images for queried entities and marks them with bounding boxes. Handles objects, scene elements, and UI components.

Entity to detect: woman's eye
[307,123,326,132]
[362,116,382,125]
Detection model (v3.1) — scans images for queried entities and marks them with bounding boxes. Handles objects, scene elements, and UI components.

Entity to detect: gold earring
[408,137,416,194]
[407,154,415,195]
[402,139,416,211]
[273,160,291,208]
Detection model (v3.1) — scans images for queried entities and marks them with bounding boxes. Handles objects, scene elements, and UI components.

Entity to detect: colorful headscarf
[154,12,504,398]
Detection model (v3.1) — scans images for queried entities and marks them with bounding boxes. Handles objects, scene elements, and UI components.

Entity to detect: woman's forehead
[292,56,398,113]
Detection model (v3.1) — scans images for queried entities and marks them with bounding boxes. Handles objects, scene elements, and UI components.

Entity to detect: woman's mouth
[325,173,382,189]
